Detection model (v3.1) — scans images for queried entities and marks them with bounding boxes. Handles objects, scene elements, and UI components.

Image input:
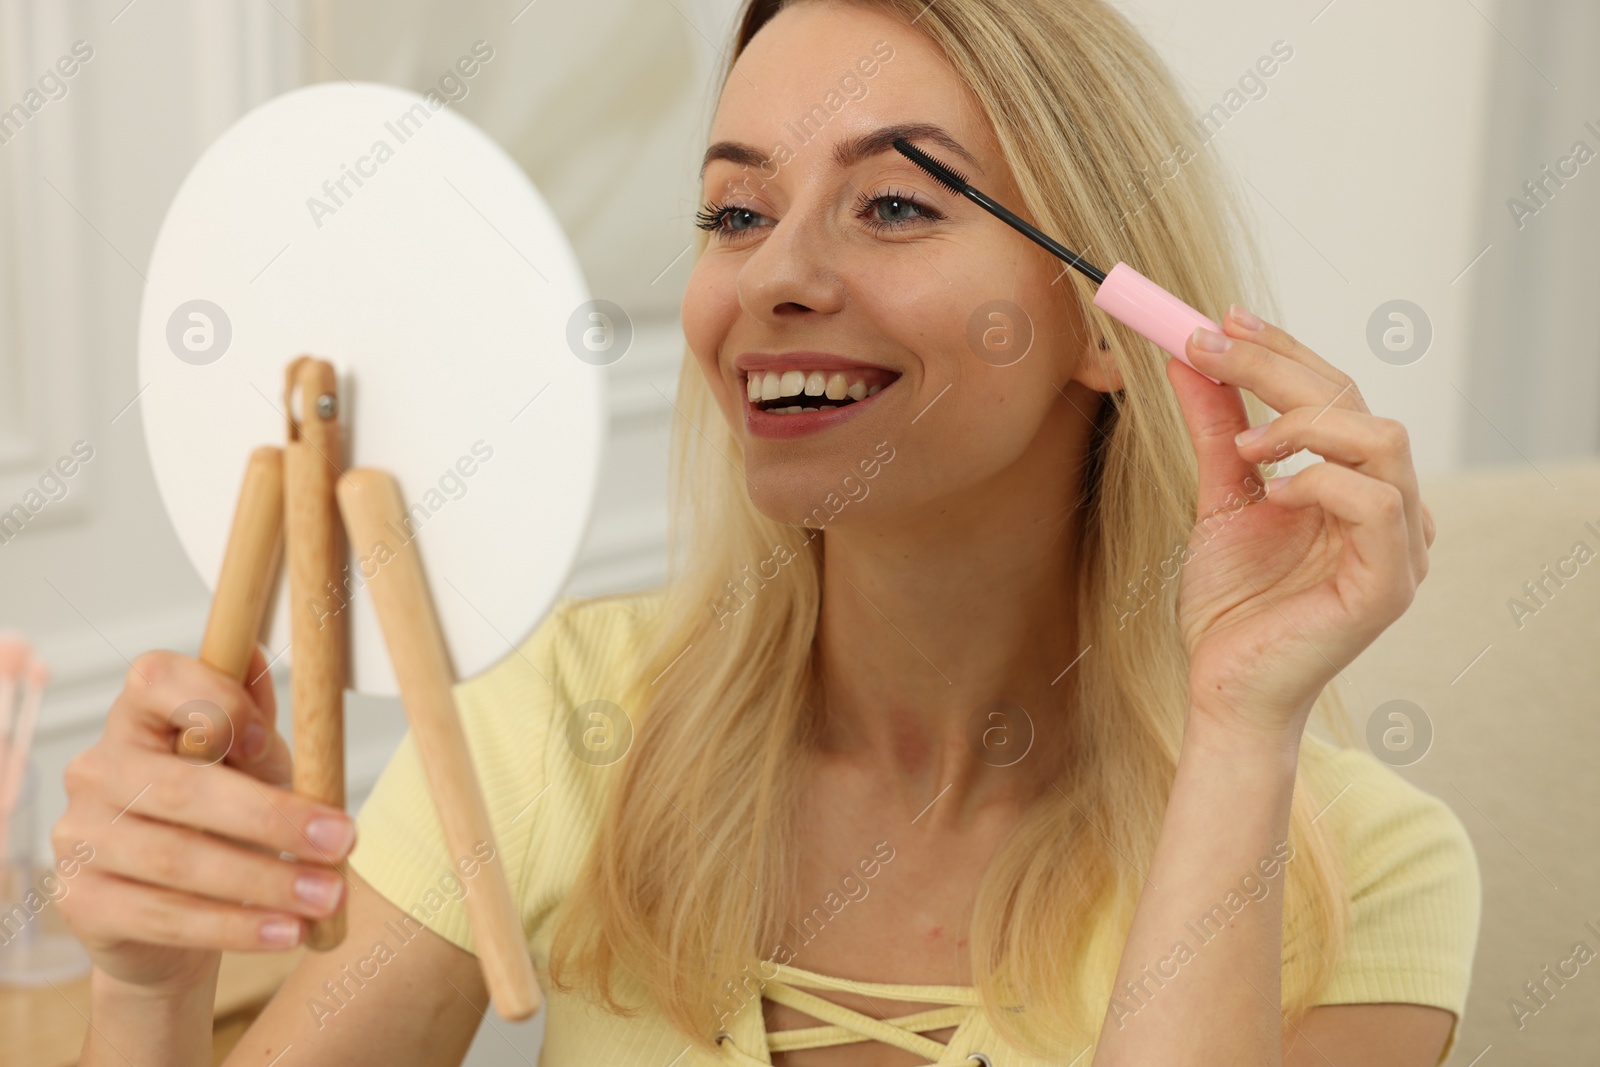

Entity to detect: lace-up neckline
[715,961,987,1066]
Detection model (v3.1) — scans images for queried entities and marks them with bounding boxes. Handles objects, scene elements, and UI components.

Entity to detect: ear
[1068,332,1125,394]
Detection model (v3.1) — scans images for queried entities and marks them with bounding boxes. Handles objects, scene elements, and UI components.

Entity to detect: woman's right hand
[52,645,356,997]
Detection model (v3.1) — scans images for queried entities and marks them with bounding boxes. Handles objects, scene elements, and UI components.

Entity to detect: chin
[742,470,829,528]
[742,440,900,533]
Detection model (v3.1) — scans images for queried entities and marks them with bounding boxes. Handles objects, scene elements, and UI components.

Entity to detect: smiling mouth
[744,368,898,414]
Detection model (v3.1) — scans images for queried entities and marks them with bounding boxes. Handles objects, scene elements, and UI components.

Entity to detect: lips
[734,352,901,438]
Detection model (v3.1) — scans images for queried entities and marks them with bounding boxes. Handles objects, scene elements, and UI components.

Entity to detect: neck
[813,399,1097,827]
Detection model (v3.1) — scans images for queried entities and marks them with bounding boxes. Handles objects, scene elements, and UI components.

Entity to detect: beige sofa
[1337,459,1600,1063]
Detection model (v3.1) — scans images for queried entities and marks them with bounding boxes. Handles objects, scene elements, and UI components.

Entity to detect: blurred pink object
[0,633,30,818]
[0,655,47,860]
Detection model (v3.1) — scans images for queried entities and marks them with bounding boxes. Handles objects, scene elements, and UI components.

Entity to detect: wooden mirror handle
[284,356,348,949]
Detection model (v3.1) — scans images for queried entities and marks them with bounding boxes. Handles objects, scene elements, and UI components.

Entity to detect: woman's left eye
[855,189,943,231]
[692,189,943,241]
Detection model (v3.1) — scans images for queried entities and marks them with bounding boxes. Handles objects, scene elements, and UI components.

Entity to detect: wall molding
[0,2,93,536]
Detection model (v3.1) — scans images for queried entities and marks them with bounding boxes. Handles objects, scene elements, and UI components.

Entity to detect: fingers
[1165,352,1255,515]
[51,646,350,967]
[112,649,258,750]
[1261,463,1417,619]
[1234,407,1429,577]
[108,649,291,785]
[1222,306,1370,415]
[1188,305,1431,580]
[64,812,345,921]
[69,746,356,863]
[60,871,306,953]
[1188,326,1359,417]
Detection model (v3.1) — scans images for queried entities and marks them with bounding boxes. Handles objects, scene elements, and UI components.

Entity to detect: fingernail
[294,873,345,910]
[242,722,267,761]
[1265,475,1292,493]
[260,917,302,947]
[1191,327,1231,354]
[306,816,356,857]
[1234,423,1269,446]
[1229,304,1264,331]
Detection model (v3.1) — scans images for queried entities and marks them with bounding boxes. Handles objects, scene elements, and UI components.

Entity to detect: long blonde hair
[547,0,1348,1057]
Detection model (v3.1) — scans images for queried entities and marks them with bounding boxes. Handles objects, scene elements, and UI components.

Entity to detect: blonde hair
[547,0,1349,1057]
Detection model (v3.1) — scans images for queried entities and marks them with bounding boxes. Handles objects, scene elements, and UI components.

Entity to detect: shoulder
[348,587,668,955]
[458,586,668,719]
[1299,735,1481,911]
[1299,734,1483,1017]
[442,586,667,792]
[544,586,670,687]
[454,584,669,851]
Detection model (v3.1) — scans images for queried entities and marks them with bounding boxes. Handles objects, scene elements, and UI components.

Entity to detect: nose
[735,201,847,323]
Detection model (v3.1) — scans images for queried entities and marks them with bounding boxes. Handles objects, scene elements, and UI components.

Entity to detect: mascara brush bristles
[890,137,1107,286]
[893,136,969,193]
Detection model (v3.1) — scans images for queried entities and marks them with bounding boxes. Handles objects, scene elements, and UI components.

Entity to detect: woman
[56,0,1479,1064]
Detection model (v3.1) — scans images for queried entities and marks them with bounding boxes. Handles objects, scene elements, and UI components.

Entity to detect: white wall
[1113,0,1497,476]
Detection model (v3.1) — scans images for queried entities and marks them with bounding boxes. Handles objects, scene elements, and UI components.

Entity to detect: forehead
[705,2,992,177]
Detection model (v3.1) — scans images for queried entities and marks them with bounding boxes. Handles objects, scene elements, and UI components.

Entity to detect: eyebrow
[699,122,981,181]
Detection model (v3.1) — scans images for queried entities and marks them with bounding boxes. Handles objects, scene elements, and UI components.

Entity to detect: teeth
[743,369,892,410]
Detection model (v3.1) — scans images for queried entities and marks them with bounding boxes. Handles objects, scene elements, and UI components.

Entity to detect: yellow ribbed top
[348,588,1481,1066]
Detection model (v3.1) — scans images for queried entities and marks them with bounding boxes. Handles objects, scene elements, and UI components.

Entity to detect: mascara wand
[892,137,1223,385]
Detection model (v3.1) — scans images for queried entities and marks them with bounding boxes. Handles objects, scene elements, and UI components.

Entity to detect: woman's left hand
[1165,305,1436,744]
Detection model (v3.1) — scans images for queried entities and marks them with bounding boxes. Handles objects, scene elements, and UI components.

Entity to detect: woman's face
[682,1,1116,530]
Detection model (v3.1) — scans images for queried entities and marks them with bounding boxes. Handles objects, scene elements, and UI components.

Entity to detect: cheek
[682,260,738,405]
[845,258,964,382]
[855,243,1051,380]
[940,377,1061,469]
[873,266,1073,474]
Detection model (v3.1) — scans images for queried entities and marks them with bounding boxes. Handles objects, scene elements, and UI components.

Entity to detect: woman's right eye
[694,202,772,241]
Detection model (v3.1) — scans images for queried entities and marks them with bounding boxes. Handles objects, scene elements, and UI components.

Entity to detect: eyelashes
[692,202,742,233]
[694,188,944,242]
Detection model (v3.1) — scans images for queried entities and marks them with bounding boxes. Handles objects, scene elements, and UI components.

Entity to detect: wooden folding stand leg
[337,468,543,1021]
[180,446,285,742]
